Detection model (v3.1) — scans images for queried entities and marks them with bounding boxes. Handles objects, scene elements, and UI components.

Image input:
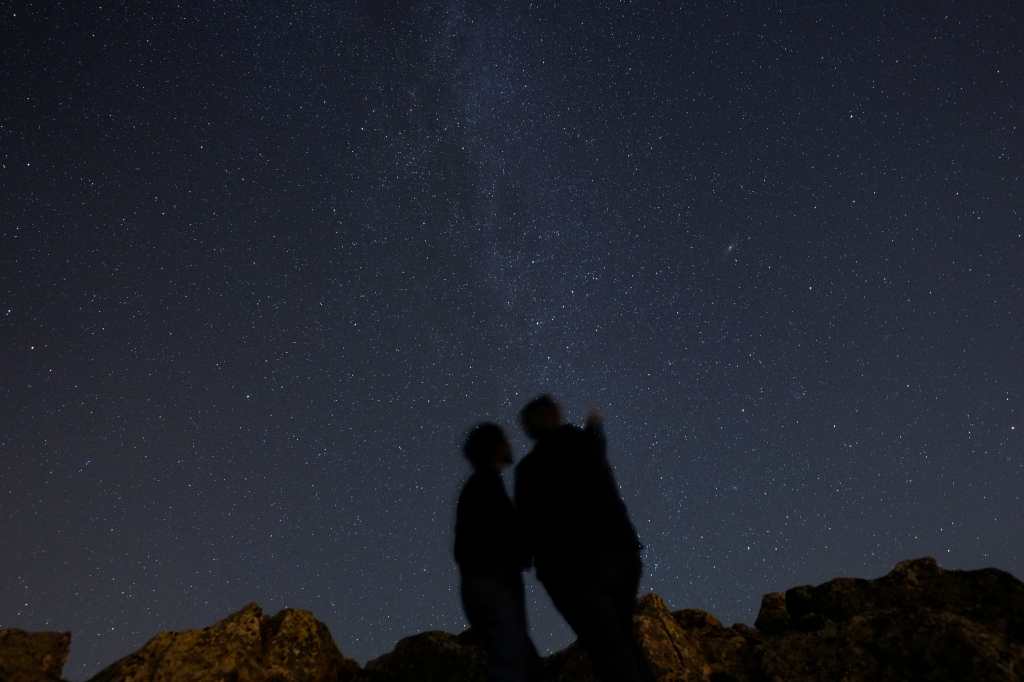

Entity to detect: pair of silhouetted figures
[454,395,653,682]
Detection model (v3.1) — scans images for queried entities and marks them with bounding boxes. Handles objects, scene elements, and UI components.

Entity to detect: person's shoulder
[460,471,486,496]
[455,475,474,514]
[515,449,541,477]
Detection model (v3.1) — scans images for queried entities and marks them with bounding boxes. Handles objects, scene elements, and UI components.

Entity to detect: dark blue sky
[2,2,1021,680]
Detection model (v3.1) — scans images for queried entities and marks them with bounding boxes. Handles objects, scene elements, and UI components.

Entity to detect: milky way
[3,2,1021,680]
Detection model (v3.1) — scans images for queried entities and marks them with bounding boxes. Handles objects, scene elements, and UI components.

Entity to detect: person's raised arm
[584,406,607,459]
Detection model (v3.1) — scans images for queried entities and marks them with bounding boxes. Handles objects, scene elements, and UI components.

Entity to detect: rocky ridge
[2,558,1021,682]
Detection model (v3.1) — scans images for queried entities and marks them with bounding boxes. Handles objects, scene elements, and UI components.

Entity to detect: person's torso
[454,471,528,576]
[517,426,640,571]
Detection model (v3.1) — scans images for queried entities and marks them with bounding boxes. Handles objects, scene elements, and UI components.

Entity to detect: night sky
[3,2,1022,680]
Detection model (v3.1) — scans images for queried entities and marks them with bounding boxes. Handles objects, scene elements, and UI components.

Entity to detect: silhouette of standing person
[514,396,651,682]
[455,423,540,682]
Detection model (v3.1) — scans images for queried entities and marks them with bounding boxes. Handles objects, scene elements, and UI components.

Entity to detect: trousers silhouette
[542,552,649,682]
[461,573,539,682]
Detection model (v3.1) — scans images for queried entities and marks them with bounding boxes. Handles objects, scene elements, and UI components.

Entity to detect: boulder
[545,594,761,682]
[530,558,1024,682]
[364,629,486,682]
[4,557,1021,682]
[86,603,360,682]
[758,605,1019,681]
[750,557,1024,682]
[765,557,1024,635]
[0,628,70,682]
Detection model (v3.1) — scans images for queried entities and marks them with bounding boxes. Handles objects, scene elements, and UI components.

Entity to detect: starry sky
[2,1,1022,680]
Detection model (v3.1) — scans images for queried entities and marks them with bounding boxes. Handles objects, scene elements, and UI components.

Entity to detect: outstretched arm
[583,407,643,551]
[584,406,607,459]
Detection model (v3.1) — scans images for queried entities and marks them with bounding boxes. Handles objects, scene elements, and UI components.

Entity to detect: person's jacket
[454,469,531,577]
[514,422,641,580]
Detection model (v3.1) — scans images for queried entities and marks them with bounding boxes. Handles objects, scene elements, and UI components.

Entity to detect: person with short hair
[455,422,539,682]
[515,396,651,682]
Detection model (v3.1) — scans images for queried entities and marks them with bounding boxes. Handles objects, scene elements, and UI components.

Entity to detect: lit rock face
[750,557,1024,682]
[86,603,361,682]
[2,558,1021,681]
[0,628,71,682]
[364,630,486,682]
[368,558,1024,682]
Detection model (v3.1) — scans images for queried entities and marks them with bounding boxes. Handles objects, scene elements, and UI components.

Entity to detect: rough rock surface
[0,628,70,682]
[85,603,361,682]
[364,630,486,682]
[751,557,1024,682]
[544,594,761,682]
[364,557,1024,682]
[2,558,1021,681]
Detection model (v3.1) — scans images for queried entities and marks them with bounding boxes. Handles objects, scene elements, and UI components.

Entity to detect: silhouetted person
[455,423,540,682]
[514,396,650,682]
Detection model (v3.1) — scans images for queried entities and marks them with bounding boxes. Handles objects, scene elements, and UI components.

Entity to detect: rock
[632,593,709,681]
[673,609,722,630]
[5,557,1021,682]
[748,557,1024,682]
[364,629,486,682]
[86,603,360,682]
[547,593,761,682]
[766,557,1024,634]
[543,558,1023,682]
[0,629,70,682]
[262,608,362,681]
[758,606,1019,682]
[544,640,593,682]
[753,592,788,634]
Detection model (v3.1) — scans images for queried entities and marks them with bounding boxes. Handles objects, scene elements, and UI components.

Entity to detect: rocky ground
[2,557,1021,681]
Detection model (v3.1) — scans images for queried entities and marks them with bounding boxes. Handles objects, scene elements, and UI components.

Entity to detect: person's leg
[462,575,530,682]
[540,574,590,641]
[544,574,646,682]
[507,575,543,682]
[611,553,655,682]
[547,556,655,682]
[614,551,643,624]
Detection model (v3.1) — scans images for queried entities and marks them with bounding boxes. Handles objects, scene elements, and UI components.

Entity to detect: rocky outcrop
[1,558,1021,681]
[751,557,1024,681]
[364,630,486,682]
[86,603,361,682]
[364,558,1024,682]
[0,629,70,682]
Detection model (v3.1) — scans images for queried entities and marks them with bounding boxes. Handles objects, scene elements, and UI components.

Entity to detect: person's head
[462,422,513,472]
[519,394,563,441]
